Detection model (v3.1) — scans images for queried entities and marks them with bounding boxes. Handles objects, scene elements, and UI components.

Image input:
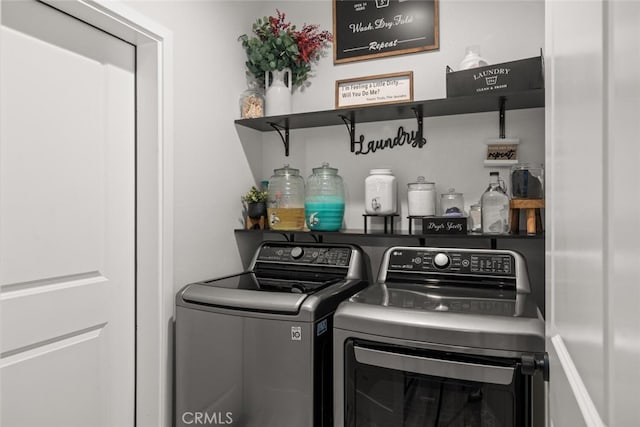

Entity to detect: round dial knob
[290,246,304,259]
[433,252,450,269]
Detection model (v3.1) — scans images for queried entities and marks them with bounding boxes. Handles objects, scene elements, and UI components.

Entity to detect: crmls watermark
[181,411,233,425]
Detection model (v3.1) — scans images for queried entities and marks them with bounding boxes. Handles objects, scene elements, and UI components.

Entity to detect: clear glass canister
[468,203,482,233]
[510,163,544,199]
[365,169,397,215]
[239,80,264,119]
[407,176,436,217]
[305,162,345,231]
[440,188,465,216]
[267,164,305,230]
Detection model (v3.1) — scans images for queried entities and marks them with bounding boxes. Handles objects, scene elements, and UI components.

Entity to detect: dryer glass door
[344,340,530,427]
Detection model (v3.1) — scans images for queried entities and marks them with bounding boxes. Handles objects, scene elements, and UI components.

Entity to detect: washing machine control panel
[257,245,352,267]
[387,249,515,277]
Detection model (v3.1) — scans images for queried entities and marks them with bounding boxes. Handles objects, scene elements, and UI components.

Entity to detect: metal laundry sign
[352,125,427,155]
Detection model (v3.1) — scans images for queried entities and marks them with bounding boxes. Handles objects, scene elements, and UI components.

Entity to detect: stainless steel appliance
[175,241,371,427]
[334,246,547,427]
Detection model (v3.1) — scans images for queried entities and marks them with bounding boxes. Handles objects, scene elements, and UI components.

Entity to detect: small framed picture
[335,71,413,109]
[484,137,520,166]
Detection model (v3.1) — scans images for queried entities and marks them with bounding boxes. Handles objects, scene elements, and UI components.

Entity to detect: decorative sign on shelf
[333,0,439,64]
[422,217,467,235]
[353,125,426,155]
[484,137,520,166]
[336,72,413,109]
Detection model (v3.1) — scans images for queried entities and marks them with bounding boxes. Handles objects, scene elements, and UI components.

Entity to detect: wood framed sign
[484,137,520,166]
[336,71,413,109]
[333,0,439,64]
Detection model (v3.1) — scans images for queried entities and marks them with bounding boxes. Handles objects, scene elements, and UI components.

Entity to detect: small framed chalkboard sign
[333,0,439,64]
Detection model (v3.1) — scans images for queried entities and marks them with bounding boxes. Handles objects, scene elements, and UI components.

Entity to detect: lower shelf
[234,228,544,243]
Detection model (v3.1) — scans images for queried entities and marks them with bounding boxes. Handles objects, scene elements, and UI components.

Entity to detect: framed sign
[333,0,439,64]
[335,71,413,109]
[484,137,520,166]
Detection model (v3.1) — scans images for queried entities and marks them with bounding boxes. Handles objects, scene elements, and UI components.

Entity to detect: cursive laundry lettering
[353,126,427,156]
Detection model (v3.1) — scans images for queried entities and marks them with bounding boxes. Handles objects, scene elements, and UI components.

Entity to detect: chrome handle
[354,346,514,385]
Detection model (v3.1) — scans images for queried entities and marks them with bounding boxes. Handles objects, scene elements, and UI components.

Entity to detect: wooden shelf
[234,89,544,132]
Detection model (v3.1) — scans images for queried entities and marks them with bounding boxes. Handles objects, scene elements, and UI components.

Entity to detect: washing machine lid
[180,271,345,314]
[181,277,307,314]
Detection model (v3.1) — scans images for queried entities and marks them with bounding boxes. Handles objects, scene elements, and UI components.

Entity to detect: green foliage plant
[242,186,269,203]
[239,10,333,88]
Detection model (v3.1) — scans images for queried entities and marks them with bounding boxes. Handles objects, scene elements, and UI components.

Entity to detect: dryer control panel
[386,248,516,277]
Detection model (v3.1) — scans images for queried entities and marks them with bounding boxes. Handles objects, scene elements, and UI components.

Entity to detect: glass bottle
[305,162,345,231]
[239,79,265,119]
[481,172,510,234]
[267,164,305,230]
[459,45,489,70]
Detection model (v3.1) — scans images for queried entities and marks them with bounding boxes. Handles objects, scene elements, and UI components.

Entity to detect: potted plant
[242,186,269,220]
[239,10,333,90]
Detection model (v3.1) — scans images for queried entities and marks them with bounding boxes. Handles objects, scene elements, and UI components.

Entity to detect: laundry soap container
[267,164,305,230]
[305,162,345,231]
[365,169,397,215]
[407,176,436,217]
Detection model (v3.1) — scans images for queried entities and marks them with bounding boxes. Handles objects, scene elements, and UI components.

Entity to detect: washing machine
[175,241,371,427]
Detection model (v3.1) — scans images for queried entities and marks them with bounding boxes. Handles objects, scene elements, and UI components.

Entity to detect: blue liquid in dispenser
[305,196,345,231]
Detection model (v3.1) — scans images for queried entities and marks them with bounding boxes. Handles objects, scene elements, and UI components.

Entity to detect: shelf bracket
[269,122,290,157]
[499,97,506,139]
[411,106,424,143]
[339,113,356,153]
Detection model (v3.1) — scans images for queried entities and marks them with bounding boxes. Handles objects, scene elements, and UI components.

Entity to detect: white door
[0,0,136,426]
[546,0,640,425]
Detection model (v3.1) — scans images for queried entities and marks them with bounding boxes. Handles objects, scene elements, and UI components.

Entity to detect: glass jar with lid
[440,188,465,217]
[510,163,544,199]
[239,79,264,119]
[267,164,305,230]
[305,162,345,231]
[407,176,436,217]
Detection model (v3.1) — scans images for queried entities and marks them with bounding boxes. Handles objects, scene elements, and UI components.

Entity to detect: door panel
[546,0,640,425]
[0,1,135,426]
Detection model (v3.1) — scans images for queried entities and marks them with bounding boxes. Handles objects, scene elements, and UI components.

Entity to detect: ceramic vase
[265,68,292,116]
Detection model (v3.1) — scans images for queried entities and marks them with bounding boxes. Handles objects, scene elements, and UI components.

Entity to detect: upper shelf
[234,88,545,132]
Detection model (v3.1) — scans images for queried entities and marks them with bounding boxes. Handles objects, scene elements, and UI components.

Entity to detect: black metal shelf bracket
[499,97,506,139]
[339,113,356,152]
[269,122,290,156]
[411,106,424,143]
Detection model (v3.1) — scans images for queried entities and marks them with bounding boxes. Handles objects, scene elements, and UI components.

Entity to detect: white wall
[124,1,269,288]
[124,0,545,287]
